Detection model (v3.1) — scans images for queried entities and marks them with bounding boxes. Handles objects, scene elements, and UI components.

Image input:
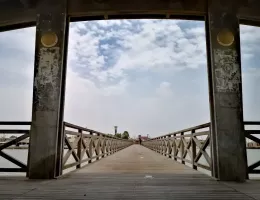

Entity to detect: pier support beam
[206,0,248,181]
[28,0,69,179]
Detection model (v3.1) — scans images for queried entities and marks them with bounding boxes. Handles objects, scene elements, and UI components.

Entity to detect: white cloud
[155,81,173,97]
[68,20,207,86]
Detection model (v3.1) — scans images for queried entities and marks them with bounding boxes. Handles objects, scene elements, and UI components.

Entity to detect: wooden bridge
[0,121,260,199]
[1,0,260,199]
[0,144,260,199]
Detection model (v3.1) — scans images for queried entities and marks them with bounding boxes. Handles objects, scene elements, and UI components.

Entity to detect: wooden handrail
[0,122,30,173]
[63,122,132,171]
[244,121,260,174]
[0,121,31,126]
[143,121,260,176]
[0,121,132,175]
[143,123,211,171]
[150,122,210,140]
[64,122,127,140]
[244,121,260,125]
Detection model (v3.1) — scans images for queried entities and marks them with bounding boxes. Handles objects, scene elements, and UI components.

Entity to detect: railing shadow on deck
[0,121,132,176]
[143,121,260,178]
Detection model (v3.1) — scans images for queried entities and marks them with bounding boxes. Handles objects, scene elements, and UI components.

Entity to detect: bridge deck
[0,145,260,200]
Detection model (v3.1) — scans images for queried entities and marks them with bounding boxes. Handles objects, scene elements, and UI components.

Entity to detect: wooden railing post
[76,129,82,169]
[191,129,197,170]
[157,139,159,153]
[181,132,185,164]
[173,134,177,161]
[164,136,167,156]
[89,131,93,164]
[161,137,164,155]
[102,138,105,158]
[96,134,100,161]
[111,139,114,154]
[168,135,172,158]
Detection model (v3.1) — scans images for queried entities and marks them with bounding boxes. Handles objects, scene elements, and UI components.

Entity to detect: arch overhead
[1,0,260,31]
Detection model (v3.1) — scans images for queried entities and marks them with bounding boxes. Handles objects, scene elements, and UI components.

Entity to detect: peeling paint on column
[34,47,61,111]
[213,49,241,93]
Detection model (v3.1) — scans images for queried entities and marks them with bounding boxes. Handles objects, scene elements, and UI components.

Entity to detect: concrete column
[206,0,248,181]
[28,0,69,179]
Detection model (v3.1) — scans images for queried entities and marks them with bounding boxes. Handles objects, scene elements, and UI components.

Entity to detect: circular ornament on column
[217,29,234,47]
[41,32,58,47]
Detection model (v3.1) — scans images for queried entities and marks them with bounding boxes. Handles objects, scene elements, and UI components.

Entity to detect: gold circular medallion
[41,32,58,47]
[217,29,234,47]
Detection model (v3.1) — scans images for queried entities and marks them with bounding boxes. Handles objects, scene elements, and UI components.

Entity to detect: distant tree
[122,131,129,140]
[115,133,122,138]
[10,135,17,139]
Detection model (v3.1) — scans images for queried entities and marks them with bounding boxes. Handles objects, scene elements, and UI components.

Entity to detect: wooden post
[164,136,167,156]
[161,138,164,155]
[181,132,185,164]
[96,134,100,160]
[173,134,177,161]
[168,135,172,158]
[89,132,93,164]
[76,130,82,169]
[191,129,197,170]
[28,0,69,179]
[102,138,105,158]
[206,0,248,181]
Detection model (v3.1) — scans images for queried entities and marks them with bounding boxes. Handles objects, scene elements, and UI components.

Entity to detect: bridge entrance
[0,0,260,184]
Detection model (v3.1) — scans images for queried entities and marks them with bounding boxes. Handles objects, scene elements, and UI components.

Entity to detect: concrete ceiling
[1,0,260,31]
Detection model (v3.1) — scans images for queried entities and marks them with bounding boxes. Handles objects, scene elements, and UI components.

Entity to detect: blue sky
[0,19,259,137]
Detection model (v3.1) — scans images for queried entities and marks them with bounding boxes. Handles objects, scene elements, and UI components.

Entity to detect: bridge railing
[143,121,260,176]
[0,121,131,175]
[0,121,31,173]
[244,121,260,174]
[142,123,211,171]
[63,122,132,171]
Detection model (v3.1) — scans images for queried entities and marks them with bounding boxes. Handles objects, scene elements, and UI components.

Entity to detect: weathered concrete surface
[1,0,260,31]
[206,0,248,181]
[0,145,260,200]
[28,2,68,179]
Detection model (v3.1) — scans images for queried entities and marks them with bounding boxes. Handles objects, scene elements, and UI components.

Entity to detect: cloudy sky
[0,19,259,138]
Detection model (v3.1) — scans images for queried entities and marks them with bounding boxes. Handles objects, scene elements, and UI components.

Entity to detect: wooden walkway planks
[75,143,198,174]
[0,145,259,200]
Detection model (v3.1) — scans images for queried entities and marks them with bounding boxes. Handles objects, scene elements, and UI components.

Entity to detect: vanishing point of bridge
[1,0,260,199]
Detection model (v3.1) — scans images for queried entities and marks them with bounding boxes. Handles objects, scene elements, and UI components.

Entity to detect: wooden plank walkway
[0,145,260,200]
